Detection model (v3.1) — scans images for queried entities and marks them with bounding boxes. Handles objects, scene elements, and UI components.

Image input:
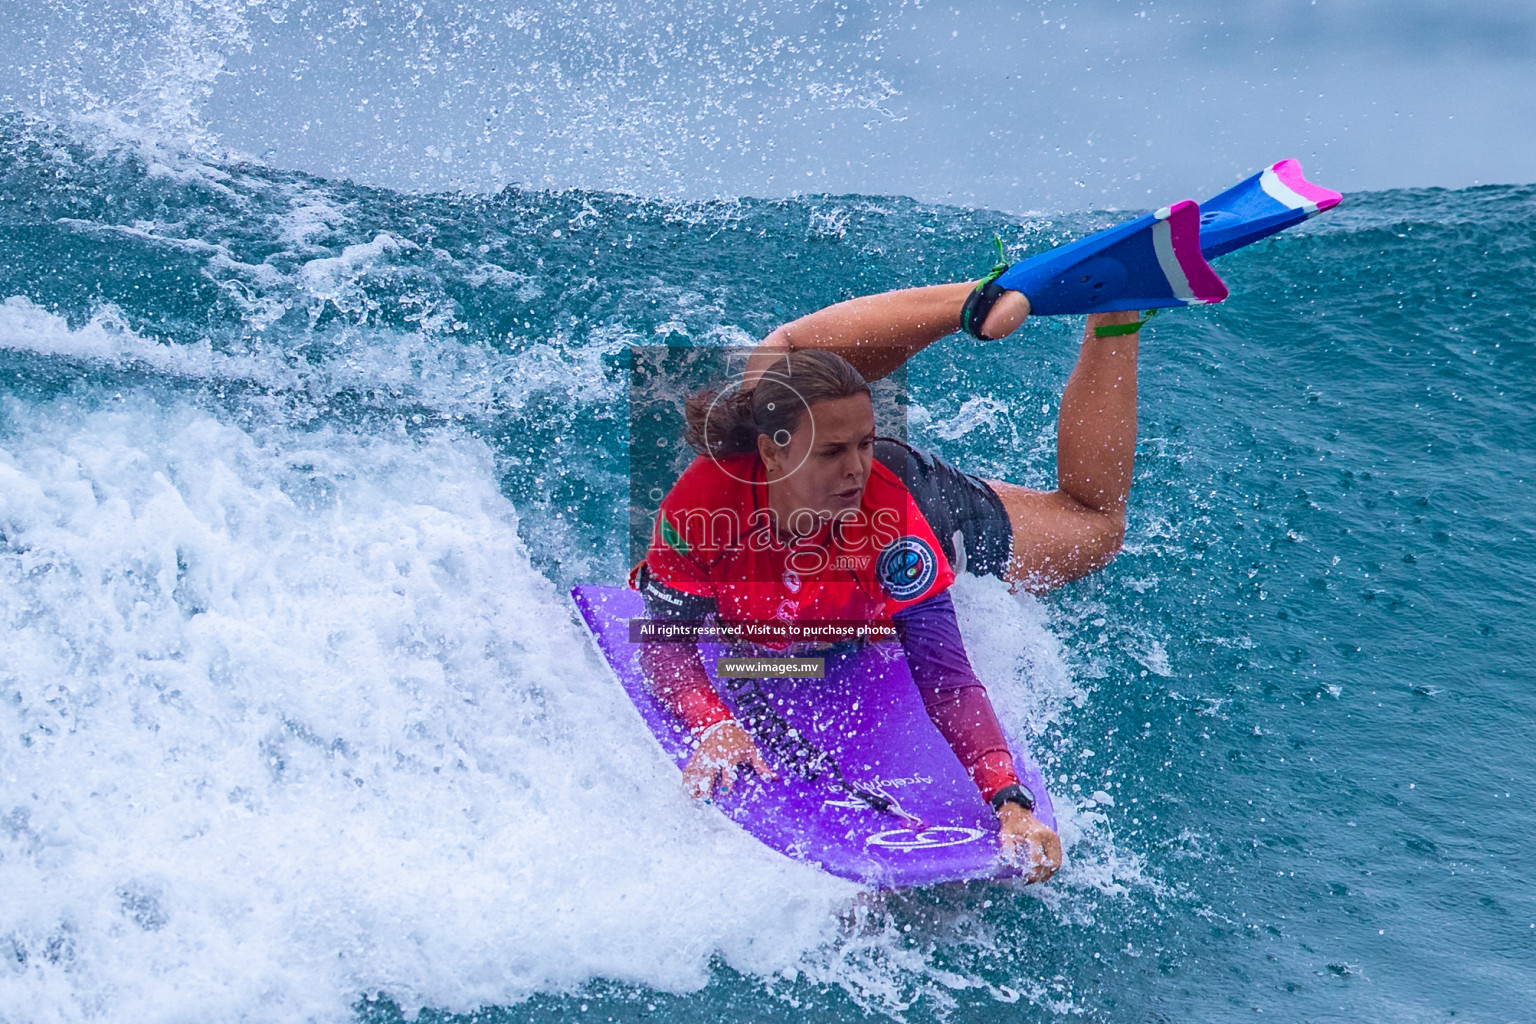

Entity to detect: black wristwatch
[990,783,1036,814]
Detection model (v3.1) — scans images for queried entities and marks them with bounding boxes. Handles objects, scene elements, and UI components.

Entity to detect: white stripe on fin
[1151,217,1194,303]
[1260,167,1320,215]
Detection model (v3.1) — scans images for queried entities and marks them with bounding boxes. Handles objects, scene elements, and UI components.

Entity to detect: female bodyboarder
[633,281,1142,884]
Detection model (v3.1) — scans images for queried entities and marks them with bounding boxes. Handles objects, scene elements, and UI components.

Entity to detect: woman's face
[759,393,876,520]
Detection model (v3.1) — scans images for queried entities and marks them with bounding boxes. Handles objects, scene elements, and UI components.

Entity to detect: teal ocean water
[1,112,1533,1022]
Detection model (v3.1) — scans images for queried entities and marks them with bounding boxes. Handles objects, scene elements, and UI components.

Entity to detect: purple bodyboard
[572,585,1056,889]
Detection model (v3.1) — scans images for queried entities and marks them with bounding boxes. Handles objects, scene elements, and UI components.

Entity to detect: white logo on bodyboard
[866,826,987,850]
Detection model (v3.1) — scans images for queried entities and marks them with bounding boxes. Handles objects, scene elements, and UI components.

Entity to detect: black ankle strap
[961,236,1011,340]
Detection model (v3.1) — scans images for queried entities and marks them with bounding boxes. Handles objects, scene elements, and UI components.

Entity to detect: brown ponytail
[684,349,870,457]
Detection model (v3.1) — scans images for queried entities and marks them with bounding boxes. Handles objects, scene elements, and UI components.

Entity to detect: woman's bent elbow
[1093,513,1126,568]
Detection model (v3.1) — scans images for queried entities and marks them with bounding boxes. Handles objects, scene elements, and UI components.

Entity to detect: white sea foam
[0,393,1157,1022]
[0,295,272,383]
[0,293,625,429]
[0,289,1155,1022]
[0,396,861,1023]
[931,396,1016,443]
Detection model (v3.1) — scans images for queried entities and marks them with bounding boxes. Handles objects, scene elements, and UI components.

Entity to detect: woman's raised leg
[987,309,1142,592]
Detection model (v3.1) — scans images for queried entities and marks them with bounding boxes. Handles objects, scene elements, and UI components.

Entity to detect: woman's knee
[1095,512,1127,564]
[1103,512,1127,553]
[1070,512,1125,577]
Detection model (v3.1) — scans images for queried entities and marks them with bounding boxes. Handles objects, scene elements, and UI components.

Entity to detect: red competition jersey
[641,452,956,641]
[634,450,1022,804]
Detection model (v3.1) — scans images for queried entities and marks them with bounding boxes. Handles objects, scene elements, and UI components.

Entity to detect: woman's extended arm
[635,572,774,798]
[891,590,1020,800]
[743,282,1031,386]
[893,590,1063,882]
[635,640,731,733]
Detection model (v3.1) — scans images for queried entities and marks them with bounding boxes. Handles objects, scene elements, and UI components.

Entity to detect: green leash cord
[1093,307,1160,338]
[980,235,1008,286]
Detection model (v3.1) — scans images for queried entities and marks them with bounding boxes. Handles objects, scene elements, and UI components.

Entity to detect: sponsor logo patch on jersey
[876,535,938,601]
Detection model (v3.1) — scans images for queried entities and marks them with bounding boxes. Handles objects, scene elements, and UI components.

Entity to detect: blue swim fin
[1199,159,1342,260]
[994,199,1227,316]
